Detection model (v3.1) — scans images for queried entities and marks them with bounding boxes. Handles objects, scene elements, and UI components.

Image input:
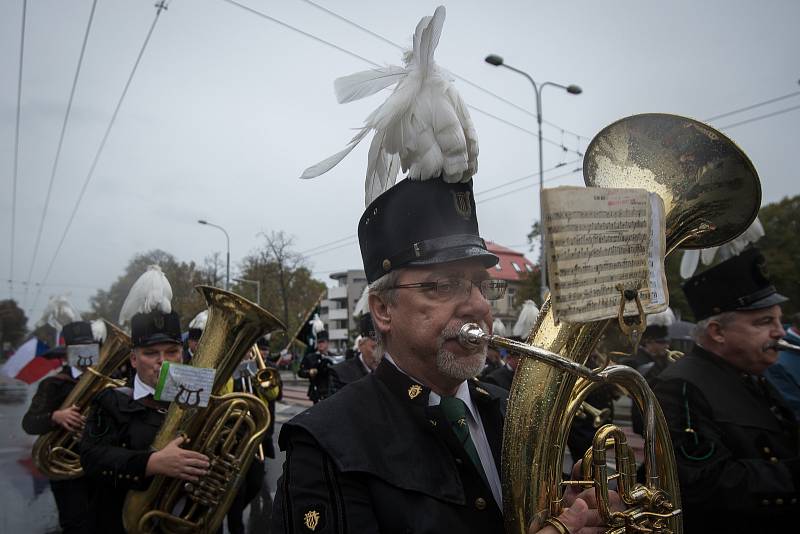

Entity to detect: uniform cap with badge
[119,265,182,348]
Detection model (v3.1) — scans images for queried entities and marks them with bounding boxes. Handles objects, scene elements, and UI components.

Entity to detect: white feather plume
[492,318,507,337]
[680,217,765,279]
[513,300,540,338]
[353,286,370,317]
[300,5,479,206]
[310,313,325,335]
[91,319,107,343]
[37,295,82,330]
[118,265,173,324]
[646,307,676,327]
[189,310,208,331]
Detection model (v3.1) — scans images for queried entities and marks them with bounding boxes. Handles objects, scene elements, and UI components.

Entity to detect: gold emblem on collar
[408,384,422,399]
[303,510,320,531]
[475,387,489,396]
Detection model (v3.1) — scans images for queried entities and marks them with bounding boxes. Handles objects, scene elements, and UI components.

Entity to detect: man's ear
[129,350,138,370]
[369,292,391,337]
[707,321,726,344]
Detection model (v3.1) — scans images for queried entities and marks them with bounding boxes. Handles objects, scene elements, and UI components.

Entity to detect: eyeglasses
[388,277,507,301]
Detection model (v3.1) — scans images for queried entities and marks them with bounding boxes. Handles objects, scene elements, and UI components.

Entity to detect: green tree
[90,250,208,328]
[0,299,28,355]
[758,195,799,316]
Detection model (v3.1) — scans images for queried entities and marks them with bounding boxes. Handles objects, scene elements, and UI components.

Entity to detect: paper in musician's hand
[154,362,216,408]
[67,343,100,368]
[543,186,668,323]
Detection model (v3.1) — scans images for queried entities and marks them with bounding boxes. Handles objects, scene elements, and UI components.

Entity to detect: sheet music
[66,343,99,368]
[154,362,216,408]
[543,186,668,323]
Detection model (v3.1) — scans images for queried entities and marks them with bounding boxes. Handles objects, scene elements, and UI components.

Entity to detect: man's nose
[460,282,491,318]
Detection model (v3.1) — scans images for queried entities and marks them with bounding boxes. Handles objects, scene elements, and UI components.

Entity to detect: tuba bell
[32,320,131,479]
[122,286,285,534]
[481,114,761,533]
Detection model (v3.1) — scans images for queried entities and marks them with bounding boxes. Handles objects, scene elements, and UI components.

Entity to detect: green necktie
[439,396,488,484]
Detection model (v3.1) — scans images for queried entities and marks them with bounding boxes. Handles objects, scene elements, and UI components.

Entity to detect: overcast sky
[2,0,798,327]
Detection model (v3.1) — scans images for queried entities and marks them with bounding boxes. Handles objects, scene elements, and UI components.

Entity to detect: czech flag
[0,337,58,384]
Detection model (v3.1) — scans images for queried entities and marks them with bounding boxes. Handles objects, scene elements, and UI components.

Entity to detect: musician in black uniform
[327,313,380,396]
[22,321,95,534]
[80,269,210,534]
[653,248,799,531]
[298,330,336,403]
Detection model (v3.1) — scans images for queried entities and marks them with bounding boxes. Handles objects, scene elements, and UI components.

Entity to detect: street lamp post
[198,219,230,290]
[233,278,261,305]
[484,54,581,302]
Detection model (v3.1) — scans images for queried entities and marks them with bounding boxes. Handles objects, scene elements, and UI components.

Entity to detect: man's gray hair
[367,270,403,347]
[694,311,738,343]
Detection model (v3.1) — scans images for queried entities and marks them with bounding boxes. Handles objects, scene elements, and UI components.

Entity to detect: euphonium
[122,286,285,534]
[32,320,131,480]
[495,114,762,533]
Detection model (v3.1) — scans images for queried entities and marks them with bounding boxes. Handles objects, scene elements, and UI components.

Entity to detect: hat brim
[736,292,789,311]
[134,334,183,348]
[40,346,67,360]
[405,245,499,270]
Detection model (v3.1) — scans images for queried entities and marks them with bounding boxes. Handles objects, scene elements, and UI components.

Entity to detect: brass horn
[496,114,761,533]
[32,320,131,479]
[122,286,285,534]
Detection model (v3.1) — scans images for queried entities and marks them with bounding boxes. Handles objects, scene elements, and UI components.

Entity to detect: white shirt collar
[133,373,156,400]
[70,366,84,379]
[357,353,372,374]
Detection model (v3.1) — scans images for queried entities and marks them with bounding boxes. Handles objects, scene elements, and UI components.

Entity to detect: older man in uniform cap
[80,267,210,533]
[298,329,338,403]
[653,248,799,531]
[23,320,96,534]
[327,314,380,396]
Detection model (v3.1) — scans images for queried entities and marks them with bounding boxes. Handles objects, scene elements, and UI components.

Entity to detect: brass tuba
[32,320,131,480]
[123,285,285,534]
[486,114,761,533]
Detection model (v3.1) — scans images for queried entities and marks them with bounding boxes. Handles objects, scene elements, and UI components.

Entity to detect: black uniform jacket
[80,386,169,534]
[299,351,338,402]
[327,356,369,396]
[482,364,514,391]
[653,346,800,531]
[272,359,507,533]
[22,366,77,435]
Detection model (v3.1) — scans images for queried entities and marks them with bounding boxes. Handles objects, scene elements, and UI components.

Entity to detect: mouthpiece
[777,339,800,354]
[459,323,487,349]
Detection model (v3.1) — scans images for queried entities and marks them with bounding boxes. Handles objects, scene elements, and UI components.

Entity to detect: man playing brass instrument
[654,248,799,531]
[80,266,210,533]
[22,320,95,534]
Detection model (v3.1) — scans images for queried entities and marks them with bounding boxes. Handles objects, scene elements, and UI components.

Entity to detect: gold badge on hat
[303,510,320,531]
[451,191,472,220]
[153,314,165,329]
[408,384,422,400]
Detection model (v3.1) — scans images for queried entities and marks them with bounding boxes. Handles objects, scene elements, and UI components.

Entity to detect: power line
[300,234,357,254]
[306,238,359,258]
[220,0,581,155]
[27,1,170,314]
[9,0,27,300]
[474,159,582,197]
[297,0,587,140]
[476,168,582,205]
[23,0,98,302]
[704,90,800,122]
[718,103,800,130]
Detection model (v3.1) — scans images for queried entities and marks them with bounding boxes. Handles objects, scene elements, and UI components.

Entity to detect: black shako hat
[61,321,95,346]
[683,247,788,321]
[642,324,669,342]
[316,330,329,343]
[187,328,203,341]
[131,310,182,348]
[358,179,498,283]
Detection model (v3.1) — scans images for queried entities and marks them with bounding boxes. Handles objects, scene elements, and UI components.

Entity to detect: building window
[525,264,533,273]
[495,264,502,271]
[511,262,522,273]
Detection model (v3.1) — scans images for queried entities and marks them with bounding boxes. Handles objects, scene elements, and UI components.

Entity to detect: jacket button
[474,497,487,510]
[776,498,784,505]
[455,458,463,465]
[791,498,797,504]
[763,447,771,454]
[770,456,779,464]
[762,499,771,506]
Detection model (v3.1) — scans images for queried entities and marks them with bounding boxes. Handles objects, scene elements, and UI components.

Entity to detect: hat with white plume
[91,319,107,344]
[512,300,540,339]
[119,265,182,348]
[679,217,765,279]
[642,308,676,341]
[37,295,82,331]
[187,310,208,341]
[301,5,477,205]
